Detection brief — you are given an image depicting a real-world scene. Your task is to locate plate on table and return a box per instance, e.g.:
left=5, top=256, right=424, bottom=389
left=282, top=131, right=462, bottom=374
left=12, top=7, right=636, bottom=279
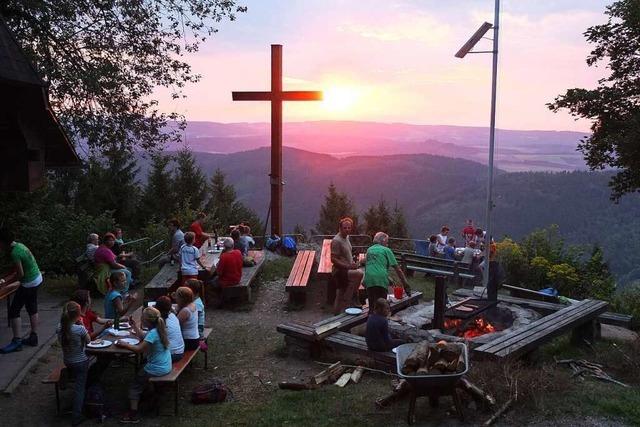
left=87, top=339, right=112, bottom=349
left=118, top=322, right=131, bottom=329
left=117, top=338, right=140, bottom=346
left=107, top=328, right=130, bottom=337
left=345, top=307, right=363, bottom=315
left=392, top=346, right=399, bottom=354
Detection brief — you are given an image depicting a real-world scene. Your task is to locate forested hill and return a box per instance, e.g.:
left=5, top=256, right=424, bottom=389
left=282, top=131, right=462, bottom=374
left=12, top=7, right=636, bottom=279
left=138, top=147, right=640, bottom=286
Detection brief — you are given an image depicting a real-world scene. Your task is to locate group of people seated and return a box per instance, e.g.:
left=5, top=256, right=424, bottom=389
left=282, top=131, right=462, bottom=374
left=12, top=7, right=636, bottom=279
left=58, top=279, right=207, bottom=425
left=426, top=220, right=496, bottom=267
left=84, top=228, right=140, bottom=295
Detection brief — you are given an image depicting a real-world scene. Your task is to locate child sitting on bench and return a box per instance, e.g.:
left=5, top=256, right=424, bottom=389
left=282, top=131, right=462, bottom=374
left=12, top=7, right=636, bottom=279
left=117, top=307, right=171, bottom=424
left=365, top=298, right=404, bottom=352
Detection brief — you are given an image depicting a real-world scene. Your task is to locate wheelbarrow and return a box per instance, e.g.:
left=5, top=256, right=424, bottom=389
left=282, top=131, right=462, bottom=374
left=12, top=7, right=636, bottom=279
left=395, top=342, right=469, bottom=424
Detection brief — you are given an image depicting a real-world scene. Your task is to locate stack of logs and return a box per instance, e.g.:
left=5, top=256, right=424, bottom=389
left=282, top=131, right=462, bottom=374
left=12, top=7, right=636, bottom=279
left=402, top=341, right=465, bottom=376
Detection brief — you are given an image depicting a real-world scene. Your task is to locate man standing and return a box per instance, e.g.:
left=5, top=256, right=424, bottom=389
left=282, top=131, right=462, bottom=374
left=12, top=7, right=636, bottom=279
left=159, top=219, right=185, bottom=267
left=331, top=218, right=363, bottom=315
left=0, top=228, right=42, bottom=353
left=462, top=220, right=476, bottom=246
left=189, top=212, right=213, bottom=249
left=363, top=232, right=411, bottom=308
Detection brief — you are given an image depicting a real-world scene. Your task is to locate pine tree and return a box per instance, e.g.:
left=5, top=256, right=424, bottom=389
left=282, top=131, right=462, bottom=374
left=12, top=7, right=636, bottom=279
left=205, top=169, right=262, bottom=232
left=141, top=153, right=175, bottom=222
left=173, top=148, right=207, bottom=211
left=389, top=201, right=409, bottom=238
left=75, top=150, right=140, bottom=226
left=315, top=183, right=359, bottom=235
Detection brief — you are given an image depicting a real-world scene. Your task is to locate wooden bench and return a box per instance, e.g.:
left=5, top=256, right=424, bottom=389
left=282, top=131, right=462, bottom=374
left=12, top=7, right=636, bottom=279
left=0, top=279, right=20, bottom=326
left=393, top=251, right=475, bottom=281
left=42, top=365, right=68, bottom=414
left=317, top=239, right=333, bottom=276
left=149, top=327, right=212, bottom=415
left=453, top=288, right=633, bottom=329
left=220, top=250, right=265, bottom=304
left=323, top=331, right=396, bottom=371
left=285, top=250, right=316, bottom=300
left=473, top=299, right=608, bottom=360
left=277, top=292, right=422, bottom=357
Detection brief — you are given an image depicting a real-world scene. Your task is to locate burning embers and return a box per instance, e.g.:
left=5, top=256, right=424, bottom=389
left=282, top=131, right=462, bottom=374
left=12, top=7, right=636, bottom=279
left=444, top=316, right=498, bottom=339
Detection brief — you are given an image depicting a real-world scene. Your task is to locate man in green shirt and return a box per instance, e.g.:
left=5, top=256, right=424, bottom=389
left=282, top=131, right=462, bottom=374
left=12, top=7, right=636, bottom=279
left=363, top=232, right=411, bottom=310
left=0, top=228, right=42, bottom=353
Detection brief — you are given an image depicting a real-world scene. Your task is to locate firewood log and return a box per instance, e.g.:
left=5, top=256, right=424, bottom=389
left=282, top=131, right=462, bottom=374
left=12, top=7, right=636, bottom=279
left=433, top=359, right=449, bottom=372
left=402, top=341, right=428, bottom=374
left=427, top=347, right=441, bottom=369
left=457, top=377, right=495, bottom=410
left=440, top=344, right=462, bottom=362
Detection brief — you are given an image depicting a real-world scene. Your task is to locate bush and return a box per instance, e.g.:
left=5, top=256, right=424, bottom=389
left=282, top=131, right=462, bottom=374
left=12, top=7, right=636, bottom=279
left=611, top=283, right=640, bottom=329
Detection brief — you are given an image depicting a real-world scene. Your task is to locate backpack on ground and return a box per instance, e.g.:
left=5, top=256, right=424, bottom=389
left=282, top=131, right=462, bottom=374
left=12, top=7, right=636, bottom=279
left=191, top=379, right=230, bottom=404
left=281, top=236, right=297, bottom=257
left=265, top=236, right=281, bottom=252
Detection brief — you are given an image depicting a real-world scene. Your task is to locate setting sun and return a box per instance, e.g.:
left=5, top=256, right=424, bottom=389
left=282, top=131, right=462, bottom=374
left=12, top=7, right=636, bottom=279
left=321, top=86, right=361, bottom=112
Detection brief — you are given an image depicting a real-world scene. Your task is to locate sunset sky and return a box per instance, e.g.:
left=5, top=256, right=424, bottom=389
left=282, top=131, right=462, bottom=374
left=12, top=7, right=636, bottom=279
left=157, top=0, right=612, bottom=132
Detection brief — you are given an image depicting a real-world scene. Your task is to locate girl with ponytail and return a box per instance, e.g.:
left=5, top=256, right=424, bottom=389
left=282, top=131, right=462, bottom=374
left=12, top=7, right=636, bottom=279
left=57, top=301, right=92, bottom=426
left=116, top=306, right=171, bottom=423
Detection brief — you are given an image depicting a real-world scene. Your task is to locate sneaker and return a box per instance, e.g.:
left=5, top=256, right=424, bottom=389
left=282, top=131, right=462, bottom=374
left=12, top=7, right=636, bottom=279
left=0, top=338, right=22, bottom=354
left=120, top=411, right=140, bottom=424
left=22, top=332, right=38, bottom=347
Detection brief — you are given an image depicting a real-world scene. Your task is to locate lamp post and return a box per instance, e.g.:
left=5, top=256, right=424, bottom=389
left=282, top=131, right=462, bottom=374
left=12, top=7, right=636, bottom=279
left=455, top=0, right=501, bottom=293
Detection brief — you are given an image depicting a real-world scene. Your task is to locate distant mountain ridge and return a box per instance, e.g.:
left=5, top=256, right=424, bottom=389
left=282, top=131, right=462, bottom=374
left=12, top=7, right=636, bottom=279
left=168, top=120, right=589, bottom=172
left=137, top=146, right=640, bottom=286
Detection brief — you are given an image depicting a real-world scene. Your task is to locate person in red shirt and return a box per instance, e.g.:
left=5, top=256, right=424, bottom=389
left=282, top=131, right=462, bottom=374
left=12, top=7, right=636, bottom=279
left=206, top=238, right=243, bottom=306
left=462, top=219, right=476, bottom=246
left=70, top=289, right=112, bottom=340
left=189, top=212, right=213, bottom=249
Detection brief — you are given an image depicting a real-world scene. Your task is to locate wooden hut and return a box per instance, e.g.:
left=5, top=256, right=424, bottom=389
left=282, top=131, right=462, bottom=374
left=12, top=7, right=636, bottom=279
left=0, top=16, right=79, bottom=192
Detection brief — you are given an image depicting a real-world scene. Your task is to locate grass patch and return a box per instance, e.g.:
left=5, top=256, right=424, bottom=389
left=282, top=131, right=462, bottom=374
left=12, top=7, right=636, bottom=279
left=259, top=256, right=294, bottom=282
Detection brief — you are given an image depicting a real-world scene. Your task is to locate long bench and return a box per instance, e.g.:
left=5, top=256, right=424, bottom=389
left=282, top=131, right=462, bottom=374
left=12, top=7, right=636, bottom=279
left=220, top=250, right=265, bottom=304
left=453, top=288, right=633, bottom=329
left=285, top=250, right=316, bottom=300
left=277, top=292, right=422, bottom=358
left=474, top=299, right=608, bottom=360
left=149, top=327, right=212, bottom=415
left=323, top=331, right=396, bottom=371
left=0, top=279, right=20, bottom=327
left=392, top=251, right=476, bottom=281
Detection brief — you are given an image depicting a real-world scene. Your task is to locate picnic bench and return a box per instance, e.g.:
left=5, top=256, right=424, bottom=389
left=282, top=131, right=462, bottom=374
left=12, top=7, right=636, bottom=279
left=392, top=251, right=476, bottom=282
left=0, top=277, right=20, bottom=326
left=285, top=250, right=316, bottom=301
left=323, top=331, right=396, bottom=371
left=149, top=327, right=212, bottom=415
left=219, top=249, right=265, bottom=304
left=317, top=239, right=333, bottom=276
left=43, top=327, right=212, bottom=416
left=277, top=291, right=422, bottom=360
left=473, top=299, right=608, bottom=360
left=453, top=288, right=633, bottom=329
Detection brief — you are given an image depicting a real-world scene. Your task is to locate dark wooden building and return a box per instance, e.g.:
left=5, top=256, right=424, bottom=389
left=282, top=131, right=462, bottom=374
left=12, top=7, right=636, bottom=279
left=0, top=17, right=79, bottom=192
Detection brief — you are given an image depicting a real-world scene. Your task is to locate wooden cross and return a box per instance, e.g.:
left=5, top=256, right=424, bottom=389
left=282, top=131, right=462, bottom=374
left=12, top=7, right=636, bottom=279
left=232, top=44, right=322, bottom=236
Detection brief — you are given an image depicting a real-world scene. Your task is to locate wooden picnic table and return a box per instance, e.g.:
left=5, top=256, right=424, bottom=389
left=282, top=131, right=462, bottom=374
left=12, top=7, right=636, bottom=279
left=145, top=239, right=222, bottom=300
left=86, top=306, right=143, bottom=357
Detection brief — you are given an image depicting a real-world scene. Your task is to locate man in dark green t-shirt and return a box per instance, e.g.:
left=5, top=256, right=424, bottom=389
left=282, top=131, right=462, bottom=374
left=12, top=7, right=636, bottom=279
left=0, top=228, right=42, bottom=353
left=363, top=232, right=411, bottom=310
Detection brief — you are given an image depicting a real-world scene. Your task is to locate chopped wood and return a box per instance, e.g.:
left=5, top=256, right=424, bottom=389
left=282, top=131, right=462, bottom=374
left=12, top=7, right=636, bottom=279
left=335, top=372, right=352, bottom=387
left=402, top=341, right=428, bottom=374
left=314, top=361, right=344, bottom=385
left=401, top=341, right=464, bottom=376
left=351, top=367, right=364, bottom=384
left=375, top=379, right=411, bottom=408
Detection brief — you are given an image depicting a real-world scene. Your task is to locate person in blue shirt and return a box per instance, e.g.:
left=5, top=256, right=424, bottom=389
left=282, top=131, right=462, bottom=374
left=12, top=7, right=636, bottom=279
left=443, top=237, right=457, bottom=261
left=116, top=306, right=171, bottom=423
left=103, top=271, right=135, bottom=319
left=365, top=298, right=404, bottom=352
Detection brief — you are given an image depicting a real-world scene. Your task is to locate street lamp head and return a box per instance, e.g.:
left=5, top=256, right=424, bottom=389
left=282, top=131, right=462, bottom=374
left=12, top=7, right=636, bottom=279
left=455, top=22, right=493, bottom=58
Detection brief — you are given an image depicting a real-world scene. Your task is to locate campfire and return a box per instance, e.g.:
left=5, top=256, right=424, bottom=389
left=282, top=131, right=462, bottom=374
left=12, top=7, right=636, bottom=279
left=444, top=316, right=498, bottom=339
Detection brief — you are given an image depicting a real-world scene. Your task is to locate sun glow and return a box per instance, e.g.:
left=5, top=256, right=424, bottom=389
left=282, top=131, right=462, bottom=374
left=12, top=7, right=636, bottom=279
left=321, top=86, right=361, bottom=112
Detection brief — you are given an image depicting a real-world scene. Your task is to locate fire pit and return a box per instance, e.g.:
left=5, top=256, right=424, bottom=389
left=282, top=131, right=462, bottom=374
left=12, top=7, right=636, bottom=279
left=389, top=299, right=541, bottom=346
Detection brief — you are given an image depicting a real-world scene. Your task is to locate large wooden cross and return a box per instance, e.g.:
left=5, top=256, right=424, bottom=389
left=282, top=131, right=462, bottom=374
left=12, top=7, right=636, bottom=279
left=232, top=44, right=322, bottom=236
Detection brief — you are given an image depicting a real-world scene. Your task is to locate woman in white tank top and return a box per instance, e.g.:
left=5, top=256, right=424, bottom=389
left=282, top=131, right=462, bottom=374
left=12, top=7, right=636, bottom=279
left=175, top=287, right=200, bottom=351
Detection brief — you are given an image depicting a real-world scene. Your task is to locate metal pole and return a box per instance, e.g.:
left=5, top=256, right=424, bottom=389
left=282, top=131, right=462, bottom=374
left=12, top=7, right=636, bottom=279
left=483, top=0, right=500, bottom=290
